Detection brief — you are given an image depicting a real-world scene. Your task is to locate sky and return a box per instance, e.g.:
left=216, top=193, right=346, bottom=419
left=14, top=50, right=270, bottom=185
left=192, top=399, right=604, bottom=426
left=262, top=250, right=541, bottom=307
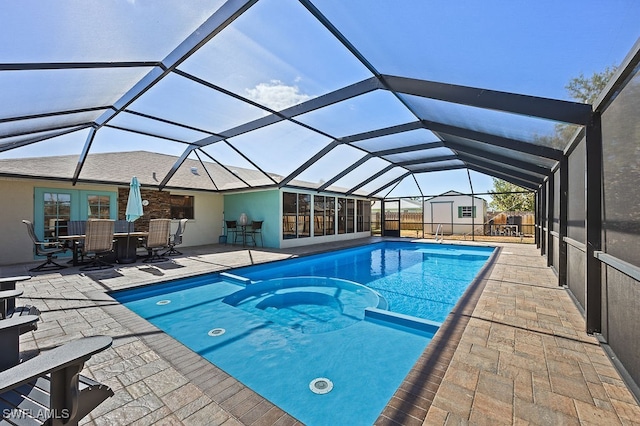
left=1, top=0, right=640, bottom=198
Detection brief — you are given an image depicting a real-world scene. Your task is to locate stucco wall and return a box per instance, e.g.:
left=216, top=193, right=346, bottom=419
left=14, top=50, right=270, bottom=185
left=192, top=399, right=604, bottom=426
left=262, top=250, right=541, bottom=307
left=0, top=177, right=223, bottom=266
left=223, top=190, right=280, bottom=248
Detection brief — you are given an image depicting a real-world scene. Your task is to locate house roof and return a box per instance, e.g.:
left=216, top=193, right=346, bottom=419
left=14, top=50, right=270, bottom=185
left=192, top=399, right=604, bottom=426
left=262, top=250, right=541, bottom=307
left=425, top=190, right=488, bottom=204
left=0, top=151, right=280, bottom=191
left=1, top=2, right=638, bottom=198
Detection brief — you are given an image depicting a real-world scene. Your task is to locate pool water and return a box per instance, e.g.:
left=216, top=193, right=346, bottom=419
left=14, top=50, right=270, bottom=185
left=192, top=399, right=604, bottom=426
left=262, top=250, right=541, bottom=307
left=113, top=242, right=494, bottom=425
left=223, top=276, right=386, bottom=334
left=231, top=242, right=494, bottom=323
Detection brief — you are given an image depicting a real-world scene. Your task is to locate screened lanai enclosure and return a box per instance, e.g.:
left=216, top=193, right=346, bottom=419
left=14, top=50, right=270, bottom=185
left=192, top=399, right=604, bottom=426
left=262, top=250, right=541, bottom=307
left=1, top=0, right=640, bottom=402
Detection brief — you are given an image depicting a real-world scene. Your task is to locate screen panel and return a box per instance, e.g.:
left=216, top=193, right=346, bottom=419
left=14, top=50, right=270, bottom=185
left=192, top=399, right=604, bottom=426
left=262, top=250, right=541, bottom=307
left=567, top=138, right=585, bottom=243
left=601, top=68, right=640, bottom=267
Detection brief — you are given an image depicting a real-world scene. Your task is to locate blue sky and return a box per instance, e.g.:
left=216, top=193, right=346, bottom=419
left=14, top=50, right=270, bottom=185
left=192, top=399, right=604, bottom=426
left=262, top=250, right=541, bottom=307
left=1, top=0, right=639, bottom=198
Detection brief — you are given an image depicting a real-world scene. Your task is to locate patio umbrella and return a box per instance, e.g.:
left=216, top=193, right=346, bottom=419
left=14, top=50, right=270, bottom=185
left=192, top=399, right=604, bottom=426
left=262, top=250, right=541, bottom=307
left=126, top=176, right=143, bottom=223
left=123, top=176, right=143, bottom=262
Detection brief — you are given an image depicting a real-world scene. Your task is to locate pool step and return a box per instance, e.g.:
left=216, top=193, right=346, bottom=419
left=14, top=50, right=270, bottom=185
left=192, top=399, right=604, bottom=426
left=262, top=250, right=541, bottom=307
left=365, top=307, right=441, bottom=336
left=220, top=272, right=252, bottom=286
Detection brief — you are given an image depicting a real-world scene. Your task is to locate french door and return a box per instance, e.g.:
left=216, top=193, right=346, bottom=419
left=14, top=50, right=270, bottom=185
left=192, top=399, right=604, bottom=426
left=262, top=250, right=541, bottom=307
left=34, top=188, right=116, bottom=241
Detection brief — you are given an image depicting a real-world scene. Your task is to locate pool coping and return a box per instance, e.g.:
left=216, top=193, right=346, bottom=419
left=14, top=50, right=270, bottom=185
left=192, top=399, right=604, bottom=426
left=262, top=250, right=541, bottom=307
left=374, top=245, right=502, bottom=425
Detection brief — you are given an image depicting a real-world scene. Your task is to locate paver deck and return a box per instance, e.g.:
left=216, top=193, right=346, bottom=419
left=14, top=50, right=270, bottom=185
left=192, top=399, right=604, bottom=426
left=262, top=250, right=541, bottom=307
left=2, top=239, right=639, bottom=425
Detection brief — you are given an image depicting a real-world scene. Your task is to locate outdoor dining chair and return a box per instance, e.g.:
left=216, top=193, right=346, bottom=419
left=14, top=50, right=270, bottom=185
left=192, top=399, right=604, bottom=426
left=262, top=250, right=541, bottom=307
left=143, top=218, right=171, bottom=263
left=225, top=220, right=238, bottom=245
left=163, top=218, right=188, bottom=256
left=247, top=220, right=264, bottom=247
left=22, top=220, right=67, bottom=272
left=80, top=219, right=115, bottom=271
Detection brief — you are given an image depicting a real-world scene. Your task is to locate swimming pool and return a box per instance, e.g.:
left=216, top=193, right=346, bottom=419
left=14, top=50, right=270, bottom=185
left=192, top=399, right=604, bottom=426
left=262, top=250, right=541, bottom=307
left=113, top=241, right=494, bottom=425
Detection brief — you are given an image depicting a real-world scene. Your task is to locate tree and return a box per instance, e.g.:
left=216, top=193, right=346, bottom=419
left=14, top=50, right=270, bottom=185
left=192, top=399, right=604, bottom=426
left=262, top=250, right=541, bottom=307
left=565, top=65, right=618, bottom=104
left=537, top=65, right=619, bottom=149
left=488, top=179, right=534, bottom=212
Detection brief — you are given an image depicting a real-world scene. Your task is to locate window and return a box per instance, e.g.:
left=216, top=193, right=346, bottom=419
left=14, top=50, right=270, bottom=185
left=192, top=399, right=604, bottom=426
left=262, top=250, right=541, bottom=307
left=43, top=192, right=71, bottom=239
left=314, top=195, right=325, bottom=236
left=87, top=195, right=111, bottom=219
left=325, top=197, right=335, bottom=235
left=357, top=200, right=371, bottom=232
left=170, top=195, right=194, bottom=219
left=283, top=192, right=297, bottom=239
left=458, top=206, right=476, bottom=218
left=337, top=198, right=347, bottom=234
left=298, top=194, right=311, bottom=238
left=346, top=199, right=355, bottom=233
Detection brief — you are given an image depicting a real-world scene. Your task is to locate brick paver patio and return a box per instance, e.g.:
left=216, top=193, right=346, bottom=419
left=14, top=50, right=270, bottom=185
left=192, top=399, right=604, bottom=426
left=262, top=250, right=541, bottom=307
left=2, top=239, right=639, bottom=425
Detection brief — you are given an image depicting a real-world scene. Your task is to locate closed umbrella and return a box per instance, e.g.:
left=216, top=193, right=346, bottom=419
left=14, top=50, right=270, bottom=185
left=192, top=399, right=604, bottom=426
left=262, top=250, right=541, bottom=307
left=126, top=176, right=143, bottom=222
left=122, top=176, right=143, bottom=263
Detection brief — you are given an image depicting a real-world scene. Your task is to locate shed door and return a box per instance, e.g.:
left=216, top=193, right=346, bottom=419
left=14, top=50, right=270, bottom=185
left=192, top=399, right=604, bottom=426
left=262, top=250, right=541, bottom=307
left=431, top=202, right=453, bottom=234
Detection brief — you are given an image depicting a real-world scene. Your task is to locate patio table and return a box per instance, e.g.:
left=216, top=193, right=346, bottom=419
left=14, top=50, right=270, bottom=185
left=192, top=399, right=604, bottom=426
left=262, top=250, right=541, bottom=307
left=59, top=232, right=148, bottom=266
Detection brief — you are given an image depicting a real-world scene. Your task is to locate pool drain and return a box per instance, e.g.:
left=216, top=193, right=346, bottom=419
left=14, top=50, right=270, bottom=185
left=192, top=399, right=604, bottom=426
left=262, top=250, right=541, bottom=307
left=156, top=300, right=171, bottom=305
left=309, top=377, right=333, bottom=394
left=208, top=328, right=226, bottom=337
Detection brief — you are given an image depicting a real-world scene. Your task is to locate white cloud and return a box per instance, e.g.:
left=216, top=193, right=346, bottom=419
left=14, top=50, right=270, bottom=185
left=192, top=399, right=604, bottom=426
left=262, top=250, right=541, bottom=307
left=245, top=80, right=312, bottom=111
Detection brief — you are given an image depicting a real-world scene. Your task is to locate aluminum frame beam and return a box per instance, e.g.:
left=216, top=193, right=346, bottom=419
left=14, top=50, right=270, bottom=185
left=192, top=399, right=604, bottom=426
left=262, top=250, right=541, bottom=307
left=585, top=112, right=602, bottom=334
left=466, top=164, right=538, bottom=191
left=455, top=154, right=544, bottom=186
left=423, top=119, right=564, bottom=160
left=383, top=75, right=593, bottom=125
left=444, top=142, right=551, bottom=177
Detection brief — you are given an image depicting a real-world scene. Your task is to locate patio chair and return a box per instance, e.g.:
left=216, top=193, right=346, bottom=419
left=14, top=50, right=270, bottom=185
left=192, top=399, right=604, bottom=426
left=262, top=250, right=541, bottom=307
left=22, top=220, right=68, bottom=272
left=0, top=275, right=39, bottom=335
left=143, top=219, right=171, bottom=263
left=247, top=220, right=264, bottom=247
left=225, top=220, right=237, bottom=245
left=0, top=334, right=114, bottom=425
left=67, top=220, right=87, bottom=264
left=80, top=219, right=115, bottom=271
left=163, top=218, right=188, bottom=256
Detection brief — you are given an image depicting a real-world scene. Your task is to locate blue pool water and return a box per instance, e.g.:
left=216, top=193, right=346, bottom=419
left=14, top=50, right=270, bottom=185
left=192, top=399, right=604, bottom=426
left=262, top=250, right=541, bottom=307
left=231, top=241, right=494, bottom=323
left=113, top=242, right=494, bottom=425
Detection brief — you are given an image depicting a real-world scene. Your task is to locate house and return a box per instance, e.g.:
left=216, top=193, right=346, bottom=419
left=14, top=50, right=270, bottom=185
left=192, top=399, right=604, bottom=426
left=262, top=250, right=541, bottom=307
left=423, top=190, right=487, bottom=235
left=0, top=151, right=372, bottom=266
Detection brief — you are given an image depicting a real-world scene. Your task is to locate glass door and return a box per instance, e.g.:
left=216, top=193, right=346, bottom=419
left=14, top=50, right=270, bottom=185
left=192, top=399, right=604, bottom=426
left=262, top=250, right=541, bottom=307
left=36, top=190, right=74, bottom=241
left=34, top=188, right=116, bottom=242
left=383, top=200, right=401, bottom=237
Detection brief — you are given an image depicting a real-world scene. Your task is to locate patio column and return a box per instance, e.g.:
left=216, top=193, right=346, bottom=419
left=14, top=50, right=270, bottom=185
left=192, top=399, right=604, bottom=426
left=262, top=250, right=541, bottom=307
left=546, top=172, right=554, bottom=267
left=585, top=112, right=602, bottom=334
left=558, top=155, right=568, bottom=287
left=535, top=190, right=540, bottom=248
left=540, top=182, right=546, bottom=256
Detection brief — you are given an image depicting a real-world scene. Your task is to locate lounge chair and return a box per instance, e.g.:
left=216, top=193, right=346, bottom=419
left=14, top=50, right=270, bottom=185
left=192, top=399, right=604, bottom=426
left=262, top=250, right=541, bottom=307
left=0, top=334, right=114, bottom=426
left=0, top=276, right=34, bottom=314
left=0, top=315, right=40, bottom=370
left=0, top=292, right=39, bottom=337
left=143, top=219, right=171, bottom=263
left=22, top=220, right=67, bottom=272
left=80, top=219, right=115, bottom=271
left=163, top=218, right=188, bottom=256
